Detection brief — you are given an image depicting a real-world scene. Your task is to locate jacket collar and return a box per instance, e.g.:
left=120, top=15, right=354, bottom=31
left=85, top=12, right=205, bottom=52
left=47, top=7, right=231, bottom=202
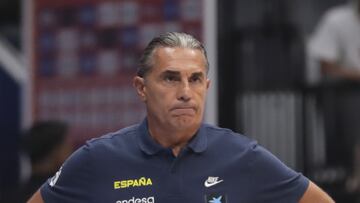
left=137, top=118, right=208, bottom=155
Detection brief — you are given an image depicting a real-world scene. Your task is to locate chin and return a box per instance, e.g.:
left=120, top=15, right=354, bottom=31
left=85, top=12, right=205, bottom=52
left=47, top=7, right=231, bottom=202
left=171, top=116, right=200, bottom=129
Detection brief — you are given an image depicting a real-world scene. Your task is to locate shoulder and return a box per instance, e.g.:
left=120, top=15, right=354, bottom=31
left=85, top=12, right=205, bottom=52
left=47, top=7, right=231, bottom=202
left=201, top=124, right=309, bottom=202
left=202, top=124, right=257, bottom=152
left=202, top=123, right=253, bottom=142
left=84, top=124, right=140, bottom=153
left=202, top=124, right=287, bottom=166
left=54, top=124, right=140, bottom=168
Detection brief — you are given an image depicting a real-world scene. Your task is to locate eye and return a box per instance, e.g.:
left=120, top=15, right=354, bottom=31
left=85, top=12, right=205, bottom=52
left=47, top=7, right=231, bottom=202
left=165, top=75, right=176, bottom=82
left=163, top=74, right=180, bottom=83
left=189, top=75, right=203, bottom=83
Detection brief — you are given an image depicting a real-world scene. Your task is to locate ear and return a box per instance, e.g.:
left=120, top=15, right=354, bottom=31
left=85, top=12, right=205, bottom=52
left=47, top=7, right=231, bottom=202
left=133, top=76, right=147, bottom=101
left=206, top=79, right=211, bottom=90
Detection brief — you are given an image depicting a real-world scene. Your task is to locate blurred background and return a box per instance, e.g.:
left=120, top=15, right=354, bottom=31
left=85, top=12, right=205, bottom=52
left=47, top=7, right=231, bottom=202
left=0, top=0, right=358, bottom=202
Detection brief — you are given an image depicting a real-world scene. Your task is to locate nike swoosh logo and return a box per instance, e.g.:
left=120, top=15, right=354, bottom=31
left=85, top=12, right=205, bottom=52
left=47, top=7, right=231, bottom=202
left=204, top=179, right=223, bottom=187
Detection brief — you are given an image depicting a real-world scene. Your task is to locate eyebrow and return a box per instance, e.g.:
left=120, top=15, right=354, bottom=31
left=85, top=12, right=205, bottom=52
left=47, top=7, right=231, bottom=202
left=160, top=70, right=181, bottom=77
left=191, top=72, right=205, bottom=78
left=160, top=70, right=205, bottom=78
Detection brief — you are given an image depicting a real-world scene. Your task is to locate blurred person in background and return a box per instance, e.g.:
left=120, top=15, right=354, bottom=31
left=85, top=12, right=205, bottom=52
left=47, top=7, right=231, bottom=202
left=28, top=32, right=333, bottom=202
left=309, top=0, right=360, bottom=195
left=18, top=120, right=72, bottom=202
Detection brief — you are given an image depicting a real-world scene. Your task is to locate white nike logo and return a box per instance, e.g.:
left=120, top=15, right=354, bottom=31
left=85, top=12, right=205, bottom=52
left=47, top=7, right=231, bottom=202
left=204, top=176, right=224, bottom=187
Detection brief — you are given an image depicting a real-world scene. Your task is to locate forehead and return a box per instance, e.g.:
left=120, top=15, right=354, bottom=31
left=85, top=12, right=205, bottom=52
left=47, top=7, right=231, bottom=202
left=151, top=47, right=207, bottom=74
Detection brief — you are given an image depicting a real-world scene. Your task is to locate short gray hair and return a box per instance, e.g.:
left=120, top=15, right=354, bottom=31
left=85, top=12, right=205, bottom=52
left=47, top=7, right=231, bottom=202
left=137, top=32, right=209, bottom=77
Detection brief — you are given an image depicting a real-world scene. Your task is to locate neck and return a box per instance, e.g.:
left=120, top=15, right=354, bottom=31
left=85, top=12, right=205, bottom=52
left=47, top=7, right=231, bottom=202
left=147, top=121, right=198, bottom=157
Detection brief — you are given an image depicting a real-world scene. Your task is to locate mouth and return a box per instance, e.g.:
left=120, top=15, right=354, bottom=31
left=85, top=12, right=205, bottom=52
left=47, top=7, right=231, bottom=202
left=170, top=106, right=196, bottom=116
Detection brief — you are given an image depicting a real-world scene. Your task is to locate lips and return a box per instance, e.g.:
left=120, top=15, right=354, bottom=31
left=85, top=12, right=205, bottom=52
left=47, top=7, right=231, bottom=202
left=170, top=105, right=196, bottom=116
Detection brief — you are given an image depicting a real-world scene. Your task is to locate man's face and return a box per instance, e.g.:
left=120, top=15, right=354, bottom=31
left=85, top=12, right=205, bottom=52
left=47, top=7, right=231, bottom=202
left=134, top=47, right=210, bottom=132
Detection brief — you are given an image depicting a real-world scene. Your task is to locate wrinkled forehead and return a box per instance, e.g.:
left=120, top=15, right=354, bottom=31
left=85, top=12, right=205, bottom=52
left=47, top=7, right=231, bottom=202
left=155, top=46, right=206, bottom=65
left=160, top=68, right=207, bottom=76
left=153, top=46, right=208, bottom=68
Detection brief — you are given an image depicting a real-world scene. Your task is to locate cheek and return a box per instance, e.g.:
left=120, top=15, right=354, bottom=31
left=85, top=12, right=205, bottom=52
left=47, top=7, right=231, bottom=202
left=195, top=89, right=207, bottom=100
left=147, top=88, right=172, bottom=105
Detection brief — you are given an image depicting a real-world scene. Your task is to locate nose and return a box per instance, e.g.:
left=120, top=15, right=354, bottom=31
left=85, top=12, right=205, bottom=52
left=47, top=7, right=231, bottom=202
left=177, top=80, right=192, bottom=102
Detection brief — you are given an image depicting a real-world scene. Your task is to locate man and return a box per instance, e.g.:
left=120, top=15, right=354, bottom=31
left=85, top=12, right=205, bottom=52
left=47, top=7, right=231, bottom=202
left=309, top=0, right=360, bottom=193
left=309, top=0, right=360, bottom=81
left=19, top=120, right=73, bottom=202
left=29, top=32, right=333, bottom=202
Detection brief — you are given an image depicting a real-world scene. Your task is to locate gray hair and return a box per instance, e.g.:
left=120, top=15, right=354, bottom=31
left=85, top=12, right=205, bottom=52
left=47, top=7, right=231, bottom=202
left=137, top=32, right=209, bottom=77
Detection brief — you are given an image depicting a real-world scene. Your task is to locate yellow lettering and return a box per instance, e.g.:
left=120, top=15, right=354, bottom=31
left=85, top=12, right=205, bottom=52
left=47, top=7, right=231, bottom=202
left=133, top=179, right=139, bottom=186
left=139, top=177, right=146, bottom=186
left=114, top=181, right=120, bottom=189
left=120, top=180, right=127, bottom=188
left=146, top=178, right=152, bottom=186
left=127, top=180, right=133, bottom=187
left=114, top=177, right=153, bottom=189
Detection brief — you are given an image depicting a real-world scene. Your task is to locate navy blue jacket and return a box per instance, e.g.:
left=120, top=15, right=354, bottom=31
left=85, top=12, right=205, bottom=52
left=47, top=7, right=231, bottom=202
left=41, top=119, right=308, bottom=203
